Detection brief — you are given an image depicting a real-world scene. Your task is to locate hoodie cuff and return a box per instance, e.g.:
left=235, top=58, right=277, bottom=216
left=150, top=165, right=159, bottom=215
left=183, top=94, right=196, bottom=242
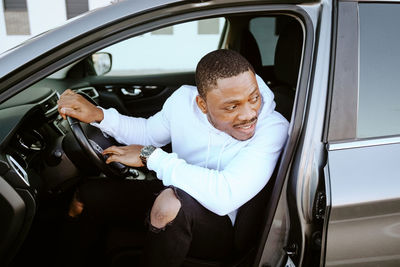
left=147, top=148, right=164, bottom=181
left=147, top=148, right=176, bottom=185
left=90, top=107, right=118, bottom=134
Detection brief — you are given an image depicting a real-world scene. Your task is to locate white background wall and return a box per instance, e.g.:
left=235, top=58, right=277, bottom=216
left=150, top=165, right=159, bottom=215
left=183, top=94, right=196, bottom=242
left=0, top=0, right=111, bottom=54
left=101, top=20, right=223, bottom=74
left=0, top=0, right=222, bottom=74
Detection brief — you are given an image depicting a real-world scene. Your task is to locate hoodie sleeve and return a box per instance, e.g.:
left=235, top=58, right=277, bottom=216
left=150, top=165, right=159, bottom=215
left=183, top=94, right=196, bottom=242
left=147, top=116, right=289, bottom=216
left=90, top=95, right=174, bottom=147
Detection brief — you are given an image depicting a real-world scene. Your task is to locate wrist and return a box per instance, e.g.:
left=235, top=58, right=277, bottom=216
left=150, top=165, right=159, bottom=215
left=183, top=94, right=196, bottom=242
left=94, top=107, right=104, bottom=123
left=140, top=145, right=157, bottom=166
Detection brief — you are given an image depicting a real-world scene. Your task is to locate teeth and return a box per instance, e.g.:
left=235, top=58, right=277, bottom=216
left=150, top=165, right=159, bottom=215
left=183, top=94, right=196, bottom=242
left=239, top=124, right=252, bottom=129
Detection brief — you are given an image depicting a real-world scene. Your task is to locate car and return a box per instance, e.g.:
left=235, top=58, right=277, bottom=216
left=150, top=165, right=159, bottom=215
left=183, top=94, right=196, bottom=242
left=1, top=0, right=400, bottom=266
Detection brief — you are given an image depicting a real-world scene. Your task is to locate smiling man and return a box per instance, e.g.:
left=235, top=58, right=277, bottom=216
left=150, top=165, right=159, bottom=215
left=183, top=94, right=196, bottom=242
left=57, top=49, right=289, bottom=266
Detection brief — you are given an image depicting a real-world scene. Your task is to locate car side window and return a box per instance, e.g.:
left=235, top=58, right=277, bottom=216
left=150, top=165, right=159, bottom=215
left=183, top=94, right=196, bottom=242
left=358, top=4, right=400, bottom=138
left=99, top=18, right=225, bottom=76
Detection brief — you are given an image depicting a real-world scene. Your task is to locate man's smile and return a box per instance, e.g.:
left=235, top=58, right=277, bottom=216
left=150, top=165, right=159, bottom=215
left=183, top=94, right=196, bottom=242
left=233, top=117, right=257, bottom=129
left=233, top=117, right=257, bottom=137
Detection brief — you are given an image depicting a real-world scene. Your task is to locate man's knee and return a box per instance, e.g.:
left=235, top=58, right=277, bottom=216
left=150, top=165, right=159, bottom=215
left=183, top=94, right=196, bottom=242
left=150, top=188, right=181, bottom=229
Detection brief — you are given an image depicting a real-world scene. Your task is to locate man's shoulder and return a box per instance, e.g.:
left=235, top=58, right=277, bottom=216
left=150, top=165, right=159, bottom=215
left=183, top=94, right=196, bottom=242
left=165, top=85, right=197, bottom=106
left=259, top=111, right=289, bottom=131
left=170, top=84, right=197, bottom=99
left=162, top=85, right=197, bottom=116
left=252, top=111, right=289, bottom=143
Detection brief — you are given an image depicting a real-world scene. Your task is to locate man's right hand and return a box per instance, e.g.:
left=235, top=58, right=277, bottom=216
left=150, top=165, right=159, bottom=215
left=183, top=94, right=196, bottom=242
left=57, top=89, right=104, bottom=123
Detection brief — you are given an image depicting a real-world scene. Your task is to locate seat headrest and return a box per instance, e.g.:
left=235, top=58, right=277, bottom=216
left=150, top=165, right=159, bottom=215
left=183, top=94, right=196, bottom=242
left=274, top=20, right=303, bottom=88
left=240, top=29, right=263, bottom=72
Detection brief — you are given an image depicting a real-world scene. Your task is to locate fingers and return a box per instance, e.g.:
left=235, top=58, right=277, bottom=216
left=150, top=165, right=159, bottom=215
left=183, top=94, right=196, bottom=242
left=58, top=89, right=78, bottom=119
left=60, top=107, right=79, bottom=119
left=103, top=145, right=124, bottom=156
left=57, top=89, right=99, bottom=122
left=105, top=154, right=120, bottom=164
left=62, top=89, right=75, bottom=96
left=103, top=146, right=126, bottom=164
left=102, top=145, right=143, bottom=167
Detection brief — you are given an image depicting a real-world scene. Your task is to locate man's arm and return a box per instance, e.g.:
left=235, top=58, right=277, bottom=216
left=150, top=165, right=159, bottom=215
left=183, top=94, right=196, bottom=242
left=92, top=107, right=171, bottom=147
left=57, top=89, right=172, bottom=147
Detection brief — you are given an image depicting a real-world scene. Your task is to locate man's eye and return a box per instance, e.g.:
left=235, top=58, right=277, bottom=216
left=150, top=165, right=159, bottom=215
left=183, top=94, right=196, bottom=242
left=225, top=105, right=237, bottom=111
left=250, top=95, right=259, bottom=103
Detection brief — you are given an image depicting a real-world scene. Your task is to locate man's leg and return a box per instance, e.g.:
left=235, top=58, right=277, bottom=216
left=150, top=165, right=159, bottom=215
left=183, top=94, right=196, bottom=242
left=58, top=178, right=164, bottom=267
left=143, top=187, right=234, bottom=267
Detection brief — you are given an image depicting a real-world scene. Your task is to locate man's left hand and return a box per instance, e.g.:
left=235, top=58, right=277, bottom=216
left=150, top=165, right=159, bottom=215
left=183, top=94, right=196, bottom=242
left=102, top=145, right=144, bottom=167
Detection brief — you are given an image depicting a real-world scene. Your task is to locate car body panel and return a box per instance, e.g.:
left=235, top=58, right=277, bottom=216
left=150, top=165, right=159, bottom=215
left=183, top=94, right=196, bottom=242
left=325, top=142, right=400, bottom=266
left=282, top=0, right=332, bottom=265
left=322, top=0, right=400, bottom=266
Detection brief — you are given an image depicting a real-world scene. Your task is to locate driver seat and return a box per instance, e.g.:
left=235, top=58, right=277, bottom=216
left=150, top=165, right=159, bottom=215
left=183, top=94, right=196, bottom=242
left=105, top=167, right=278, bottom=267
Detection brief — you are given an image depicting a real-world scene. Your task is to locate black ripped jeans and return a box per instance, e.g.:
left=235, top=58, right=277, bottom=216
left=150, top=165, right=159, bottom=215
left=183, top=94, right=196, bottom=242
left=58, top=178, right=234, bottom=267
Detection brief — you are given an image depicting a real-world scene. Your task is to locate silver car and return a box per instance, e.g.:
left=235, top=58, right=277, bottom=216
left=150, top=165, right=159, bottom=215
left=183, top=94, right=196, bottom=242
left=0, top=0, right=399, bottom=266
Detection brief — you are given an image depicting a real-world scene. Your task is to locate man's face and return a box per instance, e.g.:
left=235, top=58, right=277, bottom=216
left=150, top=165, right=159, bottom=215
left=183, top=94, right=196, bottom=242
left=196, top=71, right=262, bottom=141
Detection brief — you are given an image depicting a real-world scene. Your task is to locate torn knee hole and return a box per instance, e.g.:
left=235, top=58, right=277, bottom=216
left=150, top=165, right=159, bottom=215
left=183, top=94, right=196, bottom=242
left=150, top=188, right=182, bottom=229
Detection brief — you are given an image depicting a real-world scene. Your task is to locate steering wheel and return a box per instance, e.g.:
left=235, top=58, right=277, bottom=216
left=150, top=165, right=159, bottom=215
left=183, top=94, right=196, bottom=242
left=66, top=92, right=129, bottom=178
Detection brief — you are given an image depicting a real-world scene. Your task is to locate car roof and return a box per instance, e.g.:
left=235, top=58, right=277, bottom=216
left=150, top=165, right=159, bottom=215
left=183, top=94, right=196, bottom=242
left=0, top=0, right=319, bottom=83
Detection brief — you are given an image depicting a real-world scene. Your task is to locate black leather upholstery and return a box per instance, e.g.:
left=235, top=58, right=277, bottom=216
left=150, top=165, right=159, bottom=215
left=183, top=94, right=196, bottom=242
left=274, top=20, right=303, bottom=89
left=272, top=19, right=303, bottom=120
left=240, top=29, right=263, bottom=74
left=239, top=18, right=303, bottom=121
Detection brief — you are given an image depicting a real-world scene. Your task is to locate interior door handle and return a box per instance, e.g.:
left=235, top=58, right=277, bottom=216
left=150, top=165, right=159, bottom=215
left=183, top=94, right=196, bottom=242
left=121, top=88, right=142, bottom=97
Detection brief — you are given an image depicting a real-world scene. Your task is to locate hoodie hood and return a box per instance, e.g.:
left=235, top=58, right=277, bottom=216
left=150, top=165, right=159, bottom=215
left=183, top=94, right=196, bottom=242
left=193, top=74, right=276, bottom=170
left=193, top=74, right=276, bottom=139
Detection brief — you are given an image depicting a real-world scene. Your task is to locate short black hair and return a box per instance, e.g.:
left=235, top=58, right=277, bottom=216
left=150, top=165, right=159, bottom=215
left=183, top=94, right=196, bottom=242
left=195, top=49, right=255, bottom=98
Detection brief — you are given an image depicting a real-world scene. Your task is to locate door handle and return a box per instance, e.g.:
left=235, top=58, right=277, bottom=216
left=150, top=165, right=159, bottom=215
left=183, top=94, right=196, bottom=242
left=121, top=87, right=142, bottom=97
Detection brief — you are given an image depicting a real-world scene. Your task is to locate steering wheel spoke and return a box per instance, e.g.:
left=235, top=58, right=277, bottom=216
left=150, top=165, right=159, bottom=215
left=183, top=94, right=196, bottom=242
left=66, top=92, right=129, bottom=178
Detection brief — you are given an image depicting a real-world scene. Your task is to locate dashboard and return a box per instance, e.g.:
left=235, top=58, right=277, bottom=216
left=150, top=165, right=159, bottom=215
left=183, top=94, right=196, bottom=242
left=0, top=81, right=101, bottom=200
left=0, top=75, right=108, bottom=265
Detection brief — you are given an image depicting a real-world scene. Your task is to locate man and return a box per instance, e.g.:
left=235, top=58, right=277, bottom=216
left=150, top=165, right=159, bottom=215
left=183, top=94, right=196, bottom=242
left=57, top=49, right=288, bottom=266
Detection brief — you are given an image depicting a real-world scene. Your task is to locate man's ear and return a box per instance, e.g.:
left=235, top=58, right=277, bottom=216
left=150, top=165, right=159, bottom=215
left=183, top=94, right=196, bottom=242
left=196, top=95, right=207, bottom=114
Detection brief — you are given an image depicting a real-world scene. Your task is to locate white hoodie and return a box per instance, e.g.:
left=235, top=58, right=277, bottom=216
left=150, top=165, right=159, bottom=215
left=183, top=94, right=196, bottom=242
left=93, top=75, right=289, bottom=224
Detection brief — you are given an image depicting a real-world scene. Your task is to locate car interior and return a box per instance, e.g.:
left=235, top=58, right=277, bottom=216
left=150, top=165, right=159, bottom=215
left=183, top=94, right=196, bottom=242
left=0, top=13, right=303, bottom=267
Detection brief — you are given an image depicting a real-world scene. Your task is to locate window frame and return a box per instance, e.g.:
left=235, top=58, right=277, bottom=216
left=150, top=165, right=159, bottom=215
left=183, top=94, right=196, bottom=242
left=327, top=0, right=400, bottom=147
left=326, top=1, right=359, bottom=142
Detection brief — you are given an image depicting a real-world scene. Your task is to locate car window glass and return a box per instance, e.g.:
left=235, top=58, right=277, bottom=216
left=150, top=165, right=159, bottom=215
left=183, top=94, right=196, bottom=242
left=358, top=4, right=400, bottom=138
left=98, top=18, right=225, bottom=76
left=249, top=17, right=278, bottom=66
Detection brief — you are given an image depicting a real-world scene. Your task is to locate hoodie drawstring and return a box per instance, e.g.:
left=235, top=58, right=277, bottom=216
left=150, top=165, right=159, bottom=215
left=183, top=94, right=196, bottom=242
left=204, top=132, right=211, bottom=168
left=216, top=138, right=229, bottom=171
left=205, top=132, right=229, bottom=171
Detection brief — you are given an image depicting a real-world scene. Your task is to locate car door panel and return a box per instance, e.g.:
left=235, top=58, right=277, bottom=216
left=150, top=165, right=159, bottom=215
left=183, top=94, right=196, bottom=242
left=325, top=142, right=400, bottom=266
left=85, top=72, right=195, bottom=117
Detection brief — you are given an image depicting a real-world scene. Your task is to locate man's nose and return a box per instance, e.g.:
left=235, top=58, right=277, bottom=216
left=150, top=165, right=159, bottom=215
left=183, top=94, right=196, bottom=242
left=238, top=103, right=256, bottom=121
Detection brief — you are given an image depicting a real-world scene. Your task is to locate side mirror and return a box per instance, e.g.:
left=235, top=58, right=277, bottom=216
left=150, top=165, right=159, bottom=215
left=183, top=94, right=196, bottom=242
left=91, top=52, right=112, bottom=76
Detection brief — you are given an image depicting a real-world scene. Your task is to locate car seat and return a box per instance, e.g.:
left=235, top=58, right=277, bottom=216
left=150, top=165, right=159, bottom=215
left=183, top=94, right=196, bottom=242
left=239, top=18, right=303, bottom=121
left=272, top=19, right=303, bottom=121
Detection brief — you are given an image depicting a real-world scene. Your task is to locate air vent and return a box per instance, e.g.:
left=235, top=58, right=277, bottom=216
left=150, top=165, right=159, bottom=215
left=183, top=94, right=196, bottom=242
left=75, top=87, right=99, bottom=99
left=6, top=154, right=29, bottom=186
left=40, top=91, right=58, bottom=116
